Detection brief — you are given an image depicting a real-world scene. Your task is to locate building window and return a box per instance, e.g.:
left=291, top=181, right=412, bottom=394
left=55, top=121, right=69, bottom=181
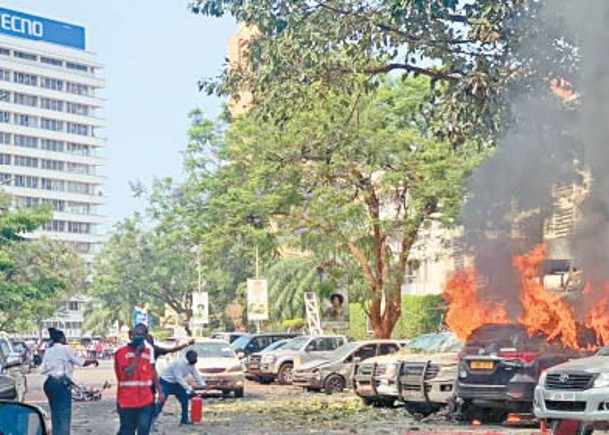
left=13, top=72, right=38, bottom=86
left=13, top=156, right=38, bottom=168
left=14, top=114, right=38, bottom=128
left=40, top=178, right=64, bottom=191
left=68, top=222, right=90, bottom=234
left=67, top=202, right=90, bottom=214
left=43, top=220, right=65, bottom=232
left=41, top=118, right=64, bottom=131
left=0, top=90, right=10, bottom=101
left=41, top=198, right=66, bottom=212
left=66, top=102, right=89, bottom=116
left=41, top=77, right=64, bottom=91
left=0, top=111, right=10, bottom=123
left=41, top=98, right=64, bottom=112
left=16, top=197, right=40, bottom=208
left=13, top=51, right=37, bottom=61
left=66, top=162, right=89, bottom=175
left=66, top=62, right=89, bottom=73
left=14, top=135, right=38, bottom=148
left=0, top=69, right=10, bottom=81
left=40, top=57, right=63, bottom=67
left=41, top=139, right=65, bottom=152
left=41, top=159, right=65, bottom=171
left=13, top=175, right=38, bottom=188
left=66, top=82, right=89, bottom=96
left=0, top=154, right=10, bottom=165
left=67, top=123, right=89, bottom=136
left=0, top=48, right=9, bottom=56
left=66, top=143, right=90, bottom=156
left=67, top=181, right=92, bottom=195
left=0, top=133, right=11, bottom=144
left=13, top=93, right=38, bottom=107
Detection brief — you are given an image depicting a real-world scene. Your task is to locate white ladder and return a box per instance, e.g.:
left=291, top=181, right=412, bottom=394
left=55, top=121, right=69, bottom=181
left=304, top=293, right=323, bottom=336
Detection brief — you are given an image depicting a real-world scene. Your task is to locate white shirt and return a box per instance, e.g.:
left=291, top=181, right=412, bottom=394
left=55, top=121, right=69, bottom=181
left=160, top=358, right=206, bottom=392
left=41, top=343, right=85, bottom=379
left=145, top=341, right=156, bottom=364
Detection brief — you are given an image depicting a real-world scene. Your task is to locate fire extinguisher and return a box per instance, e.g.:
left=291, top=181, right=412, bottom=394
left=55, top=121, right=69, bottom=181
left=190, top=395, right=203, bottom=423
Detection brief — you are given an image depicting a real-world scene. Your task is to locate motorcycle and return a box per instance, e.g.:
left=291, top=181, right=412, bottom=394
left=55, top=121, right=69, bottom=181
left=71, top=381, right=111, bottom=402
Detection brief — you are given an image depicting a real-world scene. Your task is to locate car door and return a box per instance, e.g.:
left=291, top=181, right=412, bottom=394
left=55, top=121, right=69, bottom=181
left=0, top=340, right=25, bottom=402
left=341, top=343, right=377, bottom=381
left=378, top=343, right=400, bottom=356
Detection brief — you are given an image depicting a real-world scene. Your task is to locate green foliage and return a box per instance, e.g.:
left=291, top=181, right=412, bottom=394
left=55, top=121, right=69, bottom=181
left=192, top=0, right=576, bottom=146
left=281, top=318, right=305, bottom=331
left=0, top=193, right=84, bottom=331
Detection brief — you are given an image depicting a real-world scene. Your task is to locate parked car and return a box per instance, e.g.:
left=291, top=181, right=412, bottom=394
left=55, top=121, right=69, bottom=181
left=397, top=334, right=463, bottom=416
left=534, top=344, right=609, bottom=433
left=10, top=340, right=33, bottom=373
left=456, top=324, right=586, bottom=420
left=258, top=335, right=348, bottom=384
left=156, top=339, right=246, bottom=398
left=353, top=332, right=455, bottom=407
left=292, top=340, right=402, bottom=392
left=231, top=333, right=301, bottom=359
left=247, top=339, right=292, bottom=382
left=0, top=337, right=25, bottom=401
left=211, top=332, right=247, bottom=344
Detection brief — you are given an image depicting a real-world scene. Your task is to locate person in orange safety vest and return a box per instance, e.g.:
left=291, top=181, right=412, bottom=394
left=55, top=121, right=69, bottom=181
left=115, top=326, right=164, bottom=435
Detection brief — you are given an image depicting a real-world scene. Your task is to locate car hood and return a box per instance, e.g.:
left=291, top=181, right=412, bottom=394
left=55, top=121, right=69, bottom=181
left=401, top=352, right=459, bottom=365
left=264, top=349, right=302, bottom=358
left=196, top=357, right=241, bottom=370
left=548, top=355, right=609, bottom=374
left=295, top=358, right=331, bottom=371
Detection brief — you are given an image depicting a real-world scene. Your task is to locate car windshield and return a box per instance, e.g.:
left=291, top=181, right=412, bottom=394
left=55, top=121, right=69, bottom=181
left=327, top=342, right=361, bottom=360
left=263, top=340, right=289, bottom=352
left=282, top=336, right=309, bottom=351
left=189, top=342, right=235, bottom=358
left=230, top=334, right=253, bottom=350
left=466, top=325, right=545, bottom=352
left=436, top=335, right=463, bottom=352
left=403, top=334, right=450, bottom=352
left=11, top=342, right=25, bottom=352
left=596, top=346, right=609, bottom=356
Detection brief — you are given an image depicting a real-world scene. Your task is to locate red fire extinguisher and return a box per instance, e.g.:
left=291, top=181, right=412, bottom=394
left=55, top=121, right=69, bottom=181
left=190, top=396, right=203, bottom=423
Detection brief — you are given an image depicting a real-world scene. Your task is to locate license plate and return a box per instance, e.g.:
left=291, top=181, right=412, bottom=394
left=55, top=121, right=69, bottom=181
left=470, top=361, right=494, bottom=370
left=547, top=392, right=576, bottom=401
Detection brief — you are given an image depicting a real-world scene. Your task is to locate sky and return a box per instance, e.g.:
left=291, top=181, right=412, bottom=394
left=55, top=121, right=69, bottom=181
left=3, top=0, right=237, bottom=227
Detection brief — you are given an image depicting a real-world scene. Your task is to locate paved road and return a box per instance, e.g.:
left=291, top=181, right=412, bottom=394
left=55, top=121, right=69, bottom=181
left=23, top=362, right=549, bottom=434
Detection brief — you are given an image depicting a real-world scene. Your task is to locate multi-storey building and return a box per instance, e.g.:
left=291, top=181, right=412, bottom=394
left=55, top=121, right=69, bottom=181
left=0, top=7, right=106, bottom=338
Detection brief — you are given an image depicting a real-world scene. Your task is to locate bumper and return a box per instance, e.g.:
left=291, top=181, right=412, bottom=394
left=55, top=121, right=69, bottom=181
left=258, top=362, right=279, bottom=378
left=375, top=377, right=399, bottom=398
left=399, top=378, right=455, bottom=404
left=199, top=372, right=245, bottom=391
left=292, top=372, right=323, bottom=389
left=457, top=381, right=535, bottom=403
left=534, top=386, right=609, bottom=421
left=354, top=374, right=376, bottom=398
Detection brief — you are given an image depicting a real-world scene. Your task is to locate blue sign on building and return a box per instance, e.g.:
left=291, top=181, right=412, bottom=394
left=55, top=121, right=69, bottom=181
left=0, top=7, right=85, bottom=50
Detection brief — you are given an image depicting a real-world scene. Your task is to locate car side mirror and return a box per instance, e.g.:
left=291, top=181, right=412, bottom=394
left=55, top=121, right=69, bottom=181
left=0, top=402, right=48, bottom=434
left=5, top=355, right=21, bottom=369
left=236, top=351, right=245, bottom=359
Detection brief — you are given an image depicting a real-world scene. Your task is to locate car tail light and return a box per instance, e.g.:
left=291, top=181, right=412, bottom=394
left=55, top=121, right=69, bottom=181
left=498, top=351, right=539, bottom=364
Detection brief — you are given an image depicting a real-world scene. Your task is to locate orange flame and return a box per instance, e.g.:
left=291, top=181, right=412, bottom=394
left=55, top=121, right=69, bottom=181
left=445, top=268, right=509, bottom=340
left=444, top=243, right=604, bottom=350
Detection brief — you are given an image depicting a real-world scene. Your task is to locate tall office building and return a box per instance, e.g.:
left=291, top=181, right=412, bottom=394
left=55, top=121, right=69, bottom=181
left=0, top=8, right=105, bottom=338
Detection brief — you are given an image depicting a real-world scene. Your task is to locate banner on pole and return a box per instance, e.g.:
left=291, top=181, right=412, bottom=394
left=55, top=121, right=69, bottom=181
left=247, top=279, right=269, bottom=321
left=192, top=292, right=209, bottom=326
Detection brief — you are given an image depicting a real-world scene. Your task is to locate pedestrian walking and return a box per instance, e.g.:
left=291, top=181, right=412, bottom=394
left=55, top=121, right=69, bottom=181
left=115, top=326, right=164, bottom=435
left=154, top=349, right=206, bottom=425
left=41, top=327, right=99, bottom=435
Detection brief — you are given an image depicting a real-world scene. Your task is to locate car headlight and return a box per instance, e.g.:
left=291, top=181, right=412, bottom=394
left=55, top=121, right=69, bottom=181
left=594, top=373, right=609, bottom=388
left=537, top=371, right=547, bottom=387
left=227, top=364, right=243, bottom=373
left=261, top=355, right=276, bottom=364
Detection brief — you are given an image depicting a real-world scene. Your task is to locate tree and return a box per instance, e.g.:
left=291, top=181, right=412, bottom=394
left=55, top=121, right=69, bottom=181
left=187, top=78, right=483, bottom=337
left=0, top=193, right=85, bottom=332
left=192, top=0, right=577, bottom=146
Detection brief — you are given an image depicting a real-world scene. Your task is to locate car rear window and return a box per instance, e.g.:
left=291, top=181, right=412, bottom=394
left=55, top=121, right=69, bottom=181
left=465, top=325, right=545, bottom=352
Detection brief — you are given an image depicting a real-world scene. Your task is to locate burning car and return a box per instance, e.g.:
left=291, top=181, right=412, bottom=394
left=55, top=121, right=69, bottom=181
left=456, top=324, right=586, bottom=420
left=397, top=334, right=463, bottom=416
left=292, top=340, right=402, bottom=393
left=534, top=345, right=609, bottom=431
left=353, top=332, right=455, bottom=407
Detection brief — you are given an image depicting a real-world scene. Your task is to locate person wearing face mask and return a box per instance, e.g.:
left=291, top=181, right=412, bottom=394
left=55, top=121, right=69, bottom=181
left=154, top=349, right=206, bottom=426
left=41, top=327, right=99, bottom=435
left=115, top=327, right=164, bottom=435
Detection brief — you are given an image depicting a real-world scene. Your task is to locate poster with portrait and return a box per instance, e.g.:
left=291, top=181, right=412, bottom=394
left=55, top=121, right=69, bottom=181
left=192, top=292, right=209, bottom=326
left=321, top=290, right=349, bottom=329
left=133, top=306, right=148, bottom=327
left=247, top=279, right=269, bottom=321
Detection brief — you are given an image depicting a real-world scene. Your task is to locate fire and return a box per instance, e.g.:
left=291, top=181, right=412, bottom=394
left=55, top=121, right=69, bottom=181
left=444, top=268, right=509, bottom=340
left=444, top=243, right=607, bottom=350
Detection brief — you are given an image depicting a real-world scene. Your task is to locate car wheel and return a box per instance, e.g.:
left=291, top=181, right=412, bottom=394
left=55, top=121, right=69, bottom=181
left=361, top=397, right=374, bottom=407
left=323, top=374, right=346, bottom=393
left=258, top=377, right=274, bottom=385
left=234, top=388, right=244, bottom=398
left=404, top=403, right=441, bottom=419
left=373, top=398, right=395, bottom=408
left=278, top=363, right=294, bottom=385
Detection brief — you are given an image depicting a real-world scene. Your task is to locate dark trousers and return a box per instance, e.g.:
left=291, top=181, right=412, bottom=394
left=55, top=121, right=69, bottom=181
left=155, top=378, right=190, bottom=424
left=117, top=404, right=154, bottom=435
left=43, top=376, right=72, bottom=435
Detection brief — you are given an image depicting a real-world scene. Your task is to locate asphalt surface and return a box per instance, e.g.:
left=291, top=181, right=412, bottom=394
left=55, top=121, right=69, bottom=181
left=23, top=361, right=553, bottom=434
